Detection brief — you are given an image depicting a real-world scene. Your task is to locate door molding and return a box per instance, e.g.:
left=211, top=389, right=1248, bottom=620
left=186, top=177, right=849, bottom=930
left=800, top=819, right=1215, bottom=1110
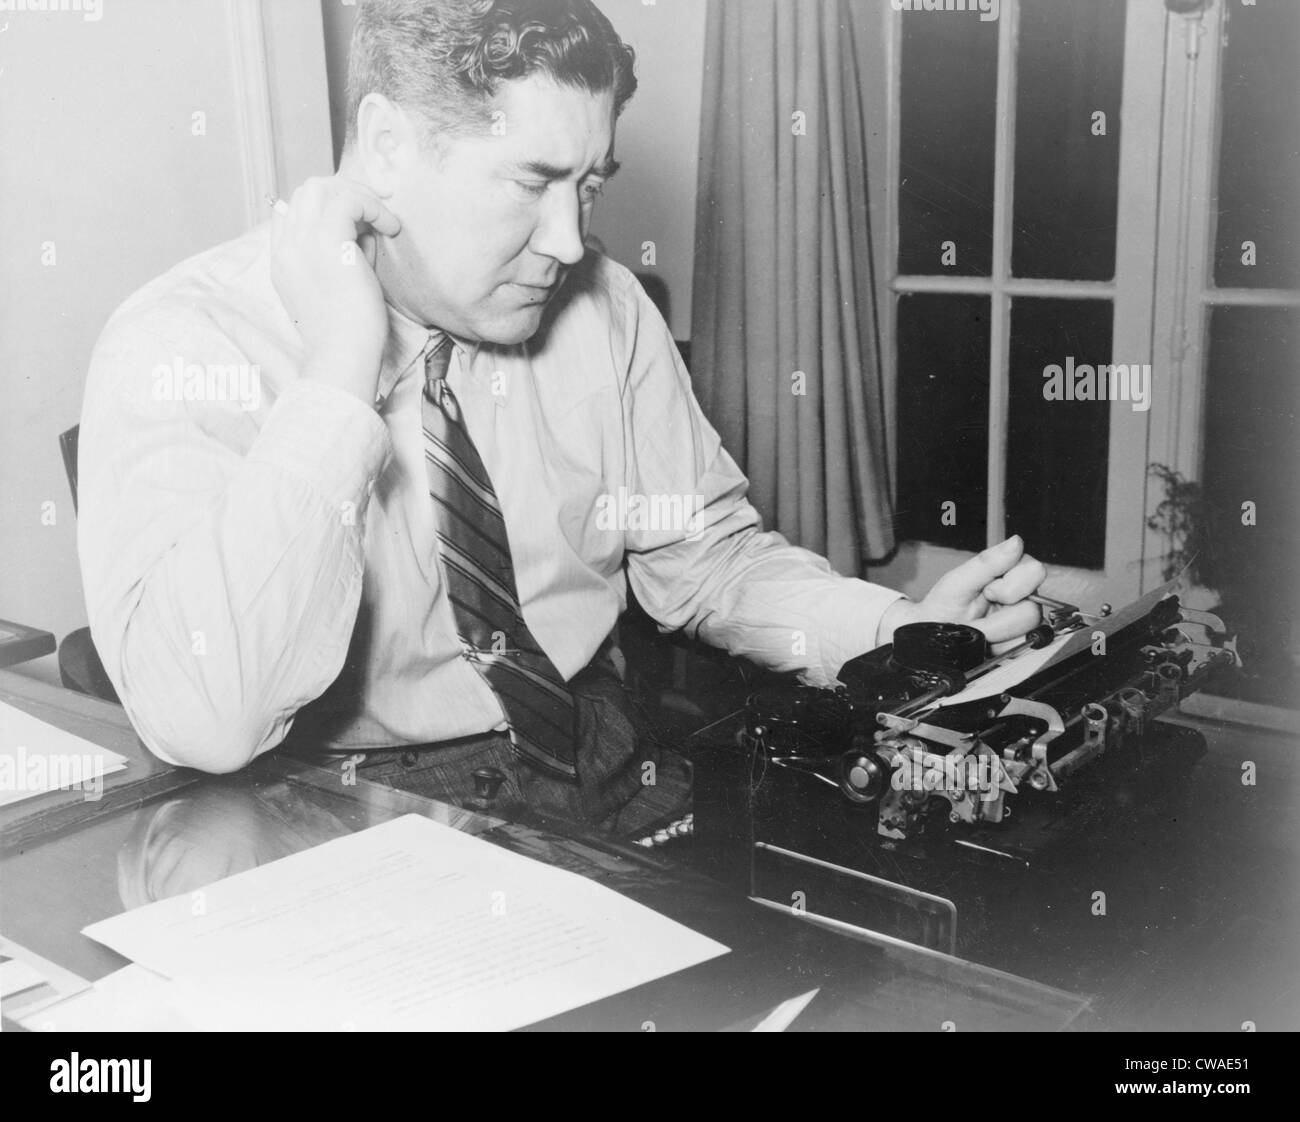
left=228, top=0, right=278, bottom=227
left=226, top=0, right=334, bottom=229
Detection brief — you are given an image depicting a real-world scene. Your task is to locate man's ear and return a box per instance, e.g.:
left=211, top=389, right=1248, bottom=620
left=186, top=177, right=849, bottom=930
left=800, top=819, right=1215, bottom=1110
left=352, top=92, right=413, bottom=196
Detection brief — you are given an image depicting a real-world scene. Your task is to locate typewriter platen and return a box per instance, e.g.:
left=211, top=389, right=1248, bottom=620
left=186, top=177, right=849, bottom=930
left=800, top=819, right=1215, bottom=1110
left=692, top=589, right=1240, bottom=956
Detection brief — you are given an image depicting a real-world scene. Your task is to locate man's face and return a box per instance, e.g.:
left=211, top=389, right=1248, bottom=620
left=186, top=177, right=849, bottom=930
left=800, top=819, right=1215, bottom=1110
left=381, top=74, right=618, bottom=345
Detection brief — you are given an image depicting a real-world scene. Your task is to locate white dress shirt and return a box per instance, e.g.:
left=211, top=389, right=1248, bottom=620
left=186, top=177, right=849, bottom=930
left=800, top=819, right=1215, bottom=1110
left=77, top=223, right=904, bottom=773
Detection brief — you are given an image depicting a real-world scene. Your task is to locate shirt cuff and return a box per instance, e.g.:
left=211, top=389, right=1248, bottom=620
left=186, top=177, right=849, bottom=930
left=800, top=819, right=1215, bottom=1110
left=248, top=379, right=391, bottom=506
left=813, top=581, right=910, bottom=687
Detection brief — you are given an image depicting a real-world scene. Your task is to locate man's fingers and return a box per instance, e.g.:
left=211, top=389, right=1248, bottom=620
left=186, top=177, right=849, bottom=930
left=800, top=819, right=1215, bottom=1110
left=330, top=175, right=401, bottom=238
left=277, top=176, right=401, bottom=239
left=983, top=554, right=1047, bottom=605
left=341, top=189, right=401, bottom=238
left=929, top=535, right=1026, bottom=602
left=358, top=231, right=378, bottom=270
left=973, top=600, right=1042, bottom=645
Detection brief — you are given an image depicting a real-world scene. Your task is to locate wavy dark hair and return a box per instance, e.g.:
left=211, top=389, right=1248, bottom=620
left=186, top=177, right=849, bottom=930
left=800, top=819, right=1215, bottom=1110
left=344, top=0, right=637, bottom=146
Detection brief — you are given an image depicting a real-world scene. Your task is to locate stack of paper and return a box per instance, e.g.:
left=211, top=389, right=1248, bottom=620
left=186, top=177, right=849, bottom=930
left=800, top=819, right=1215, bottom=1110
left=69, top=814, right=727, bottom=1031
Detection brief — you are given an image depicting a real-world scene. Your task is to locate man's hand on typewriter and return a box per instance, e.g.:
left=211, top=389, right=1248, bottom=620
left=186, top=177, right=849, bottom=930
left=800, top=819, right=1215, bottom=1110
left=876, top=535, right=1047, bottom=652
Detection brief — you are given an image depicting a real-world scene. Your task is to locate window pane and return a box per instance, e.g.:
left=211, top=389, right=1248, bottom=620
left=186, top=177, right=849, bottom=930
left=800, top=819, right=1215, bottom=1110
left=1214, top=3, right=1300, bottom=290
left=897, top=11, right=999, bottom=277
left=1200, top=307, right=1300, bottom=657
left=896, top=294, right=990, bottom=552
left=1006, top=298, right=1112, bottom=568
left=1011, top=0, right=1125, bottom=281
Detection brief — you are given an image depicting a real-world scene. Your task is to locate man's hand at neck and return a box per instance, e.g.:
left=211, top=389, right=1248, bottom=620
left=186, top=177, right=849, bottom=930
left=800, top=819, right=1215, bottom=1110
left=270, top=172, right=401, bottom=407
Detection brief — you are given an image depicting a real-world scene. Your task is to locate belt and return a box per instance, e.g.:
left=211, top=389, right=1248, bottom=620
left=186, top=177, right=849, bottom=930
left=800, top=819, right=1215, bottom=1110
left=282, top=638, right=621, bottom=767
left=283, top=730, right=510, bottom=767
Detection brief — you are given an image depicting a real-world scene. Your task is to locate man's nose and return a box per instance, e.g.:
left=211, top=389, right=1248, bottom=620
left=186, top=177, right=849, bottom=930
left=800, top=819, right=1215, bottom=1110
left=530, top=186, right=587, bottom=267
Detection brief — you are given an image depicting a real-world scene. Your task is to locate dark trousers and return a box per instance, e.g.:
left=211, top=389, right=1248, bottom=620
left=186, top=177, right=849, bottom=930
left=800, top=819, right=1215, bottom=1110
left=293, top=659, right=692, bottom=839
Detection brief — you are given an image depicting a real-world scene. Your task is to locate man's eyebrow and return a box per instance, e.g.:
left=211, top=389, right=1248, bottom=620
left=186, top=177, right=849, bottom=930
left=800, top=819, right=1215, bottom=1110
left=513, top=158, right=621, bottom=180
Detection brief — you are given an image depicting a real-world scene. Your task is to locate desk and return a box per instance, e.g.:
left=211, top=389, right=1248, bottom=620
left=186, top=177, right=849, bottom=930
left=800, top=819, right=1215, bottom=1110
left=0, top=621, right=55, bottom=671
left=695, top=701, right=1300, bottom=1031
left=0, top=670, right=1089, bottom=1031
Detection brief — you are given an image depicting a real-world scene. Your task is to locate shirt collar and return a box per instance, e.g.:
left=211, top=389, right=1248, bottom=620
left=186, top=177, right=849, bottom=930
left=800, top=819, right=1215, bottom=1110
left=374, top=301, right=484, bottom=406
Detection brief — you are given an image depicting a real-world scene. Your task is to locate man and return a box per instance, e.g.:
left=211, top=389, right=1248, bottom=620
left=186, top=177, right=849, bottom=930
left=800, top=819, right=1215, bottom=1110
left=78, top=0, right=1045, bottom=837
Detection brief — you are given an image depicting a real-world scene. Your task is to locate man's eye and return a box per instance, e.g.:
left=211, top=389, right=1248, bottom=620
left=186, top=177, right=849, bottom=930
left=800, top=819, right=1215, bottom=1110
left=515, top=181, right=548, bottom=198
left=581, top=181, right=606, bottom=201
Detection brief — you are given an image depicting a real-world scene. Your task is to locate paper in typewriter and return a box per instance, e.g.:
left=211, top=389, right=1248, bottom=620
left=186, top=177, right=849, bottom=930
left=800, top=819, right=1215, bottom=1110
left=82, top=814, right=728, bottom=1031
left=932, top=578, right=1179, bottom=709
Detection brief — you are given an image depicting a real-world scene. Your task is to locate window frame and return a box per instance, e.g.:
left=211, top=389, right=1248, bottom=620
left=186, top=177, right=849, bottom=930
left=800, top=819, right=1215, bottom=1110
left=865, top=0, right=1168, bottom=611
left=1145, top=0, right=1300, bottom=593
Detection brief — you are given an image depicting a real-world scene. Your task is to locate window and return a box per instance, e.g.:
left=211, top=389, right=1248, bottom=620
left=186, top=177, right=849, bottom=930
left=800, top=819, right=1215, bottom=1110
left=1149, top=0, right=1300, bottom=709
left=877, top=0, right=1159, bottom=611
left=868, top=0, right=1296, bottom=711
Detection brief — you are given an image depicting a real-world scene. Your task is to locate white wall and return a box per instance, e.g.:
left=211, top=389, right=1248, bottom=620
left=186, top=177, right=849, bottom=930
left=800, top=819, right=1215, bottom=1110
left=0, top=0, right=332, bottom=684
left=587, top=0, right=706, bottom=341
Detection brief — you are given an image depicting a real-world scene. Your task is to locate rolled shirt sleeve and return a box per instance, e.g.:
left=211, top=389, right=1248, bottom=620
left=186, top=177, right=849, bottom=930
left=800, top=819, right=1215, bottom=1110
left=78, top=313, right=391, bottom=772
left=617, top=278, right=905, bottom=688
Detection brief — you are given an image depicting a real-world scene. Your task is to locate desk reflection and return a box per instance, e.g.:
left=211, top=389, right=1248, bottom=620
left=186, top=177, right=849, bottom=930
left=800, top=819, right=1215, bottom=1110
left=117, top=780, right=357, bottom=910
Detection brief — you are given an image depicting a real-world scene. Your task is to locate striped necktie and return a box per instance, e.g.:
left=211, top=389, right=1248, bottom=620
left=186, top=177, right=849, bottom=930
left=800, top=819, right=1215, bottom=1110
left=421, top=334, right=578, bottom=779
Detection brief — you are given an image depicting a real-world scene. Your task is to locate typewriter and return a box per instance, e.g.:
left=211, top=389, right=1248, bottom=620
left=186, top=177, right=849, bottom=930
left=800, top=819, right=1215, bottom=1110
left=692, top=586, right=1240, bottom=957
